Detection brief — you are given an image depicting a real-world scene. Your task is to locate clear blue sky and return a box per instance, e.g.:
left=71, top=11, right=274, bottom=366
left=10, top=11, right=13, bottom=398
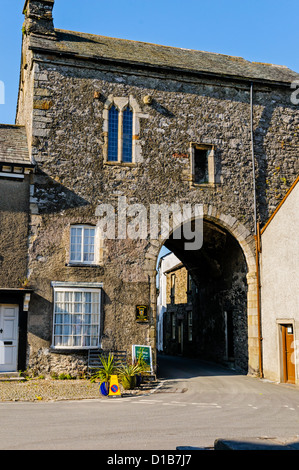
left=0, top=0, right=298, bottom=124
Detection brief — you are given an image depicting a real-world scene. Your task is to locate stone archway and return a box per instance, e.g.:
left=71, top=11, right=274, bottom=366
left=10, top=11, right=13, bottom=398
left=144, top=205, right=259, bottom=377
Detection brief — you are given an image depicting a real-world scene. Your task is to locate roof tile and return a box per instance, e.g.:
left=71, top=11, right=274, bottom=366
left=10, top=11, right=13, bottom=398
left=0, top=125, right=31, bottom=165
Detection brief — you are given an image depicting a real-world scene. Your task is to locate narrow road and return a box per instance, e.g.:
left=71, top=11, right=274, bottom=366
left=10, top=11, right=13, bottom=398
left=1, top=355, right=299, bottom=450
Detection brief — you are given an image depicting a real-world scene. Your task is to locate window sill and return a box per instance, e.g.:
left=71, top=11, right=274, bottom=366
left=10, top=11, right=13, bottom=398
left=65, top=263, right=102, bottom=268
left=50, top=347, right=93, bottom=353
left=104, top=161, right=137, bottom=167
left=191, top=182, right=217, bottom=188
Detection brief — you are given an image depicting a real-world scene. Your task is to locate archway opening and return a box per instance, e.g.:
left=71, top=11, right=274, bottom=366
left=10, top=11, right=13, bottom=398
left=156, top=218, right=248, bottom=373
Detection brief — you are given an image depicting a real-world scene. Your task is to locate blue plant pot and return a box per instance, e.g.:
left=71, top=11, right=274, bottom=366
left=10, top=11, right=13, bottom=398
left=99, top=381, right=109, bottom=396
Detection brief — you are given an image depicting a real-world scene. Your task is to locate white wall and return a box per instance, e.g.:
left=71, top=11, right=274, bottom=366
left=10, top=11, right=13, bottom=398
left=156, top=252, right=181, bottom=351
left=260, top=180, right=299, bottom=382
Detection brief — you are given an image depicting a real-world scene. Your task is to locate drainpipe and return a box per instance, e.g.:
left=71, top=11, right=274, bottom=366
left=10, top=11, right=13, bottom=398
left=250, top=82, right=263, bottom=378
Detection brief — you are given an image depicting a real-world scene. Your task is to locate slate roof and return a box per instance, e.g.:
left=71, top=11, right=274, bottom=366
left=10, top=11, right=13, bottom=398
left=28, top=28, right=299, bottom=85
left=0, top=125, right=31, bottom=165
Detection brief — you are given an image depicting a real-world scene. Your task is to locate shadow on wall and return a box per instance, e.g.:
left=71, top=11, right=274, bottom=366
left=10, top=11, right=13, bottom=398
left=32, top=171, right=91, bottom=215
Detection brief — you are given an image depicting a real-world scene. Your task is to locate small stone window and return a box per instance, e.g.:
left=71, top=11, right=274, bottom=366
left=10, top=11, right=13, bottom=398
left=103, top=95, right=148, bottom=165
left=190, top=143, right=216, bottom=185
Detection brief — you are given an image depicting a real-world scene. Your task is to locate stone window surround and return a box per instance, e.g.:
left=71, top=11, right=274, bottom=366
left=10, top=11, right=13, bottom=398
left=103, top=95, right=147, bottom=165
left=190, top=142, right=217, bottom=187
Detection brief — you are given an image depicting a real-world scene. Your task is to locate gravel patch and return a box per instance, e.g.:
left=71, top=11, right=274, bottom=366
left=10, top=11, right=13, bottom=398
left=0, top=379, right=159, bottom=402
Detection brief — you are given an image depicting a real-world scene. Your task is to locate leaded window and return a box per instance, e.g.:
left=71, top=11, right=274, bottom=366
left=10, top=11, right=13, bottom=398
left=108, top=105, right=119, bottom=162
left=122, top=106, right=133, bottom=163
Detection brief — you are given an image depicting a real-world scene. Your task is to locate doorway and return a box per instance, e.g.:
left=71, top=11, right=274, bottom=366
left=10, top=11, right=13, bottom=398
left=281, top=324, right=295, bottom=384
left=0, top=305, right=19, bottom=372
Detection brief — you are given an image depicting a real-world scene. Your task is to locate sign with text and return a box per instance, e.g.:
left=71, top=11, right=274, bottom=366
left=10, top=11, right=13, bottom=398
left=132, top=344, right=153, bottom=373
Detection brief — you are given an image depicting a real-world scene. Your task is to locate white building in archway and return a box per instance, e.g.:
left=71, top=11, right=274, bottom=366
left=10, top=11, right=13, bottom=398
left=260, top=176, right=299, bottom=384
left=156, top=252, right=181, bottom=351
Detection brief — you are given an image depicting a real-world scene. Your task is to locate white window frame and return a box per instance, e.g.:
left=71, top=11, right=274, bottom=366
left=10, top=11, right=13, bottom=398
left=69, top=224, right=100, bottom=265
left=51, top=282, right=103, bottom=350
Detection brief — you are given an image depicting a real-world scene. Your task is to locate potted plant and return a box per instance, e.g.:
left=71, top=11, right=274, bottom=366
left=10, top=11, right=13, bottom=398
left=117, top=362, right=142, bottom=390
left=90, top=353, right=116, bottom=396
left=19, top=277, right=30, bottom=289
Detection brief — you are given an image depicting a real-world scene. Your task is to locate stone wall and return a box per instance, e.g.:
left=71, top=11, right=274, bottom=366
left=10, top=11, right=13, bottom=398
left=0, top=177, right=30, bottom=288
left=166, top=265, right=188, bottom=305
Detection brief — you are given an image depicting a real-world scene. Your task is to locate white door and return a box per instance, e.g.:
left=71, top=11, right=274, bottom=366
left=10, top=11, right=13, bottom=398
left=0, top=305, right=19, bottom=372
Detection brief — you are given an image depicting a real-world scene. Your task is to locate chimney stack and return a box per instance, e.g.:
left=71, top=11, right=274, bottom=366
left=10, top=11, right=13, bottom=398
left=23, top=0, right=55, bottom=37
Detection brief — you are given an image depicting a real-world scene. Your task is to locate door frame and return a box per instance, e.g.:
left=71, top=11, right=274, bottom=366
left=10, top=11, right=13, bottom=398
left=0, top=304, right=19, bottom=372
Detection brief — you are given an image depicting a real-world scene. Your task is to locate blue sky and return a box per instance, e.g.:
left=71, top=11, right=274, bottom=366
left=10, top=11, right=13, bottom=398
left=0, top=0, right=298, bottom=124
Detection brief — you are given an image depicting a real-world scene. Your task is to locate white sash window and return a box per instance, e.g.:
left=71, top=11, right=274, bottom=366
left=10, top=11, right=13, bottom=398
left=51, top=283, right=102, bottom=349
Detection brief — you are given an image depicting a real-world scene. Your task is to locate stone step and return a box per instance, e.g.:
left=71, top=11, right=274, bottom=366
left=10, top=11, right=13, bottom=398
left=0, top=372, right=26, bottom=382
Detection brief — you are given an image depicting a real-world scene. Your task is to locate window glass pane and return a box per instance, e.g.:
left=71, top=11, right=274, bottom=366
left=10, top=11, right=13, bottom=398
left=54, top=336, right=62, bottom=346
left=74, top=336, right=81, bottom=346
left=54, top=325, right=62, bottom=335
left=108, top=105, right=119, bottom=161
left=194, top=148, right=209, bottom=184
left=122, top=107, right=133, bottom=162
left=55, top=314, right=63, bottom=324
left=83, top=228, right=95, bottom=262
left=70, top=227, right=82, bottom=262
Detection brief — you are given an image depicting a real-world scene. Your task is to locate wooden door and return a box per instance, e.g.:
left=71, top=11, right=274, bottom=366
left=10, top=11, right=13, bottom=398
left=282, top=324, right=295, bottom=384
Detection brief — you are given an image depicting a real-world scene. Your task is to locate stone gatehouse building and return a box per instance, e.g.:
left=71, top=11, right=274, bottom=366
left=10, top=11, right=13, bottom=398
left=0, top=0, right=298, bottom=379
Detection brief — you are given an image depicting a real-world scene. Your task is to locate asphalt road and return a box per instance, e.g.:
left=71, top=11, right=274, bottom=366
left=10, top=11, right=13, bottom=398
left=1, top=355, right=299, bottom=450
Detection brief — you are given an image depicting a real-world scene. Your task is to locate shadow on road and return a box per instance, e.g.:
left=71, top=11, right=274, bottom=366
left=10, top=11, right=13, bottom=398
left=157, top=354, right=244, bottom=380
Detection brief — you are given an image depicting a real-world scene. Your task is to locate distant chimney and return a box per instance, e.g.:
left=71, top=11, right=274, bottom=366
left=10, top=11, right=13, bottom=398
left=23, top=0, right=55, bottom=37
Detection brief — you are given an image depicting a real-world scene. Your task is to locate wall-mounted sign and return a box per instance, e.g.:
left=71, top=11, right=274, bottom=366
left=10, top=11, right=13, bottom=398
left=132, top=345, right=153, bottom=373
left=172, top=152, right=189, bottom=158
left=136, top=305, right=148, bottom=322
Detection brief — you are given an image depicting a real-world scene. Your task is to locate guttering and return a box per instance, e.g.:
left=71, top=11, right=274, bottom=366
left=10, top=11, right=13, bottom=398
left=250, top=83, right=258, bottom=236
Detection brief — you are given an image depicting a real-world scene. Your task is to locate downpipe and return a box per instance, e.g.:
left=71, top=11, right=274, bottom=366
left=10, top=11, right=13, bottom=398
left=250, top=83, right=263, bottom=378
